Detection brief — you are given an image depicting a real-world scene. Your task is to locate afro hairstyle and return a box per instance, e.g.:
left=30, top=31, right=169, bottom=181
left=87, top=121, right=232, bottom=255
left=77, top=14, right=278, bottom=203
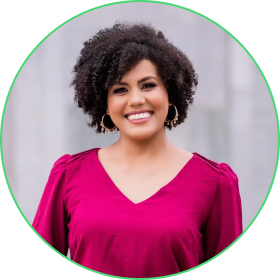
left=70, top=22, right=198, bottom=133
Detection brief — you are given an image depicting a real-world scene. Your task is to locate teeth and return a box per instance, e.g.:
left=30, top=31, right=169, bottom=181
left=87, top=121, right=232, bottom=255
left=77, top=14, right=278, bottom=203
left=127, top=112, right=152, bottom=120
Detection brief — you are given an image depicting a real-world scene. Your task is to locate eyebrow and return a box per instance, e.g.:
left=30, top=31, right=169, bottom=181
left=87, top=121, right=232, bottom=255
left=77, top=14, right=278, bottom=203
left=114, top=76, right=158, bottom=86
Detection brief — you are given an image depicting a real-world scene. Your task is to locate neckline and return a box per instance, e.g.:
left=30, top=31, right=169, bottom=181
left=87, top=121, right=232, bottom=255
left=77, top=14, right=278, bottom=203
left=94, top=148, right=198, bottom=206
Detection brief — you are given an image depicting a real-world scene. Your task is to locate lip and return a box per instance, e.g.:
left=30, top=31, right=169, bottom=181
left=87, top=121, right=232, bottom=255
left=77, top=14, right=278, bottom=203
left=124, top=109, right=153, bottom=117
left=126, top=113, right=153, bottom=124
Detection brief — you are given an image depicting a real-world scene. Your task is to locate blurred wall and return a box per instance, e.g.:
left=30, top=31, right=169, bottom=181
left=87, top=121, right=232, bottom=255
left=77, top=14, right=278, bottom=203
left=2, top=2, right=278, bottom=231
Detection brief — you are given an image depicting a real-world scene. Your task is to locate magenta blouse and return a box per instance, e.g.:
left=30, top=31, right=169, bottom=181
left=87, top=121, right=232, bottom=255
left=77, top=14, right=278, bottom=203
left=32, top=148, right=242, bottom=278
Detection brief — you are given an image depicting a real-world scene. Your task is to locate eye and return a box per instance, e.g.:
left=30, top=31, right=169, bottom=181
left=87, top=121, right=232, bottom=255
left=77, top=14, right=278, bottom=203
left=142, top=83, right=156, bottom=89
left=113, top=87, right=127, bottom=94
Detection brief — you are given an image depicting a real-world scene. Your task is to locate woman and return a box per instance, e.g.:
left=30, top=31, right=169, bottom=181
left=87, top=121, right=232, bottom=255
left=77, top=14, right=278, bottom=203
left=32, top=22, right=243, bottom=278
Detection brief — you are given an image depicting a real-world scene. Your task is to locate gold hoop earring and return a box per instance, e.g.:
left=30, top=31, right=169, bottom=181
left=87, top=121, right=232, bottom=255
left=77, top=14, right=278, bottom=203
left=165, top=104, right=179, bottom=126
left=100, top=113, right=118, bottom=134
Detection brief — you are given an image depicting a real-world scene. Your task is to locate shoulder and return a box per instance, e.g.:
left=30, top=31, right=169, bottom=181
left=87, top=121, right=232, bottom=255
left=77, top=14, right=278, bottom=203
left=53, top=148, right=100, bottom=170
left=217, top=162, right=239, bottom=196
left=194, top=153, right=240, bottom=214
left=193, top=152, right=220, bottom=181
left=68, top=148, right=99, bottom=165
left=194, top=152, right=239, bottom=186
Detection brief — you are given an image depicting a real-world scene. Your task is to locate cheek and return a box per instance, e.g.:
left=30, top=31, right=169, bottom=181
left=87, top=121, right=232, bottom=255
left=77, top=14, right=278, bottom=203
left=149, top=91, right=169, bottom=114
left=107, top=96, right=125, bottom=118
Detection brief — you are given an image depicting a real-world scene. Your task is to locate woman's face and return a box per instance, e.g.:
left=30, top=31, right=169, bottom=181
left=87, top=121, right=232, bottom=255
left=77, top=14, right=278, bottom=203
left=107, top=59, right=169, bottom=140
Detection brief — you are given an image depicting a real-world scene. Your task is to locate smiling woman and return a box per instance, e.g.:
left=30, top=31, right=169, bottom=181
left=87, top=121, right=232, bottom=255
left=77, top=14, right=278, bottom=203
left=107, top=60, right=170, bottom=140
left=32, top=22, right=243, bottom=278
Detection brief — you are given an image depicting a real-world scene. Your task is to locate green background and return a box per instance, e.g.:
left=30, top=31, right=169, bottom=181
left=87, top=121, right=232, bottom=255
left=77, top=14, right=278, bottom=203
left=0, top=0, right=280, bottom=279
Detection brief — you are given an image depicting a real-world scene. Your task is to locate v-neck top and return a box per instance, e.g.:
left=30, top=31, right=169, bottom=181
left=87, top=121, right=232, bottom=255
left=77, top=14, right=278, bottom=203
left=32, top=148, right=243, bottom=278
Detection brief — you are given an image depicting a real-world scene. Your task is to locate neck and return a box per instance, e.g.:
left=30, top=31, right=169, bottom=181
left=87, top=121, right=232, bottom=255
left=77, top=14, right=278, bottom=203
left=113, top=126, right=173, bottom=162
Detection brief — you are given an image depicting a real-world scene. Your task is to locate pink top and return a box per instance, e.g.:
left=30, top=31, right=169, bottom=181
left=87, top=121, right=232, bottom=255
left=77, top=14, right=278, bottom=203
left=32, top=148, right=242, bottom=278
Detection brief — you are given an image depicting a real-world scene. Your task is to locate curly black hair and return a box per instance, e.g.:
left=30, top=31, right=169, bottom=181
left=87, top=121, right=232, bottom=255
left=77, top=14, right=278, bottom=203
left=70, top=22, right=198, bottom=133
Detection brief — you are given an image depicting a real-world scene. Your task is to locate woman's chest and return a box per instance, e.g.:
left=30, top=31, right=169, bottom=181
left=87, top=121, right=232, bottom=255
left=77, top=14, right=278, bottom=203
left=98, top=156, right=193, bottom=205
left=64, top=172, right=214, bottom=248
left=104, top=170, right=176, bottom=204
left=67, top=189, right=202, bottom=254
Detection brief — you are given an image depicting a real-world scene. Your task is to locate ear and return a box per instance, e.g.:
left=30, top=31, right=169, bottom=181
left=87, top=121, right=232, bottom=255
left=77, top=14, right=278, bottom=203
left=106, top=109, right=110, bottom=115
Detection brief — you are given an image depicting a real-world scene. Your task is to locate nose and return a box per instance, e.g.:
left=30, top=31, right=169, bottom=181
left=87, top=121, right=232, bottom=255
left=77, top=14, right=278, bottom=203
left=127, top=88, right=145, bottom=107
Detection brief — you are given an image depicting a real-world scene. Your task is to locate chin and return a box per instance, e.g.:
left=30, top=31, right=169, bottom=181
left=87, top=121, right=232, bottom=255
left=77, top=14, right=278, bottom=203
left=123, top=127, right=160, bottom=141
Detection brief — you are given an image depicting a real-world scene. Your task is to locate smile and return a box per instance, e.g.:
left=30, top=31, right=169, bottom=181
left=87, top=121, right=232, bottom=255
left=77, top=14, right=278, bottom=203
left=125, top=111, right=153, bottom=124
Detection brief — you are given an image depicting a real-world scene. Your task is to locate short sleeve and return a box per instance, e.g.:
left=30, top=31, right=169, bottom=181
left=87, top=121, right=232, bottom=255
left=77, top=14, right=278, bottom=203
left=203, top=163, right=243, bottom=262
left=32, top=154, right=70, bottom=256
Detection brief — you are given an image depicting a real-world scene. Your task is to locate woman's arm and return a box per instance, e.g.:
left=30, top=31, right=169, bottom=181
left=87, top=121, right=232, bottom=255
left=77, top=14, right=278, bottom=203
left=202, top=162, right=243, bottom=262
left=32, top=154, right=70, bottom=256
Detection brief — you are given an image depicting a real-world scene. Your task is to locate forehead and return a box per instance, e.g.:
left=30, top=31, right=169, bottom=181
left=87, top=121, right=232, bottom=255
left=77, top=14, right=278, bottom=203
left=121, top=59, right=159, bottom=81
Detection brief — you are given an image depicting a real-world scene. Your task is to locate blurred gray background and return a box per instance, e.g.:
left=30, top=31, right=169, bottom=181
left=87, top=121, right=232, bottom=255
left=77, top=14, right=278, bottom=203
left=2, top=2, right=278, bottom=232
